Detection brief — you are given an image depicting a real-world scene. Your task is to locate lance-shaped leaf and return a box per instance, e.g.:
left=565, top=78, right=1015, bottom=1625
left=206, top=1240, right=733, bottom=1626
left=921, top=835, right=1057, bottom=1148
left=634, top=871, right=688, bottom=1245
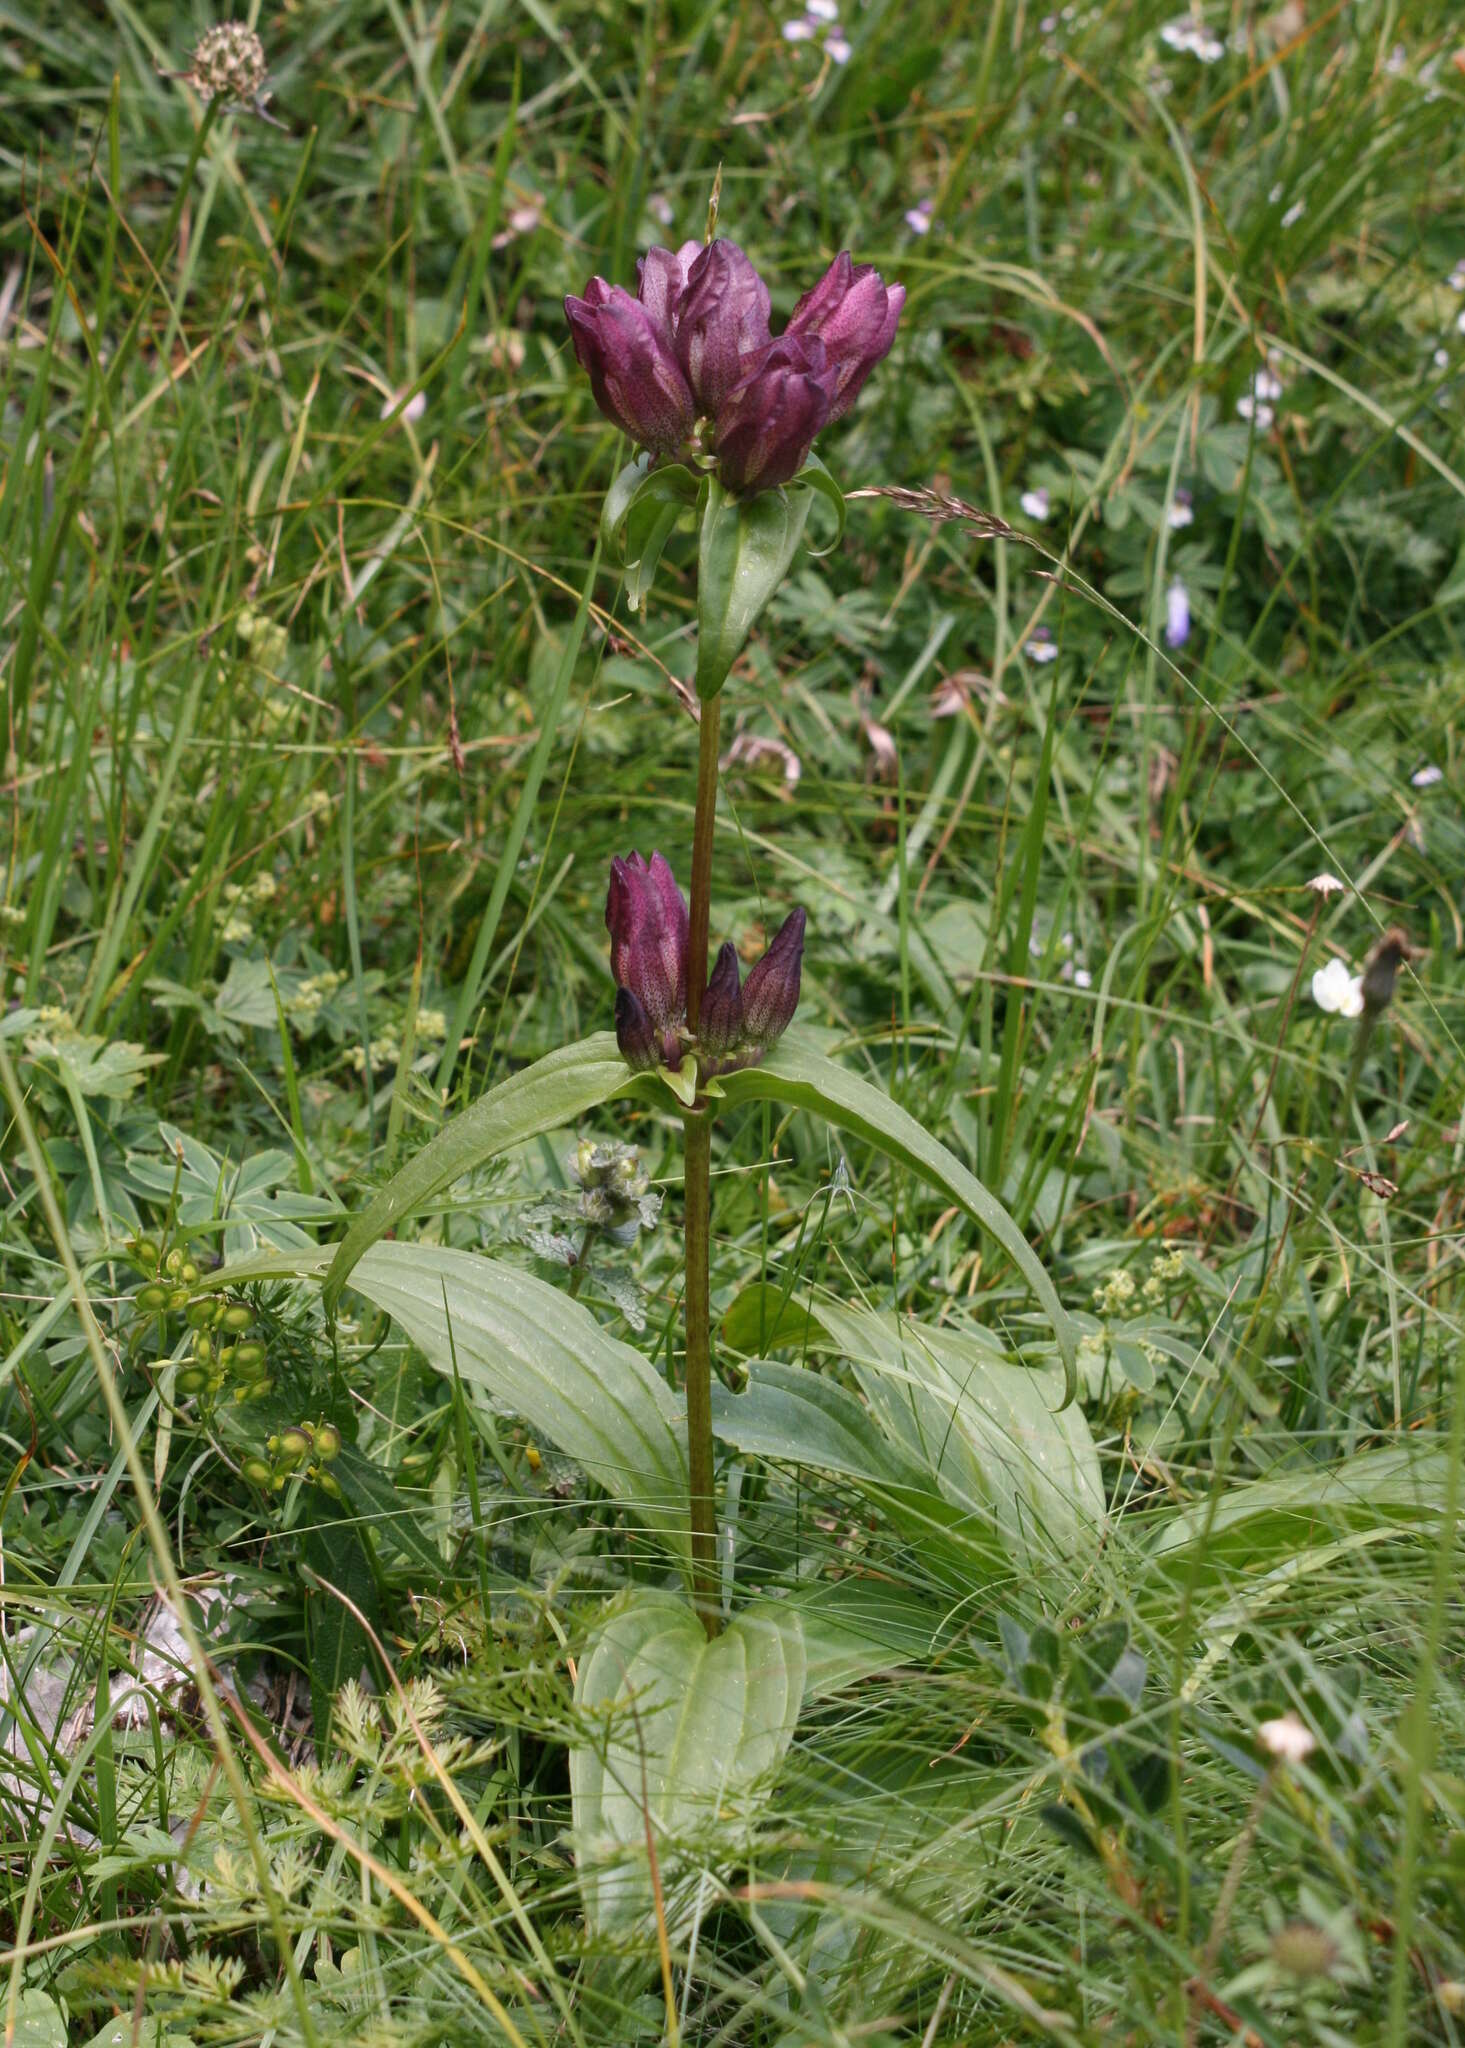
left=695, top=475, right=814, bottom=700
left=323, top=1033, right=634, bottom=1313
left=218, top=1243, right=691, bottom=1571
left=571, top=1588, right=806, bottom=1935
left=717, top=1029, right=1079, bottom=1400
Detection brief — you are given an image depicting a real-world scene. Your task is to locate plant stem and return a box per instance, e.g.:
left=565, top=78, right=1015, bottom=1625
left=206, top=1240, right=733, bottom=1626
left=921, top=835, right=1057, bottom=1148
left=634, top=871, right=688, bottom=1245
left=685, top=695, right=722, bottom=1036
left=683, top=691, right=723, bottom=1636
left=682, top=1113, right=721, bottom=1635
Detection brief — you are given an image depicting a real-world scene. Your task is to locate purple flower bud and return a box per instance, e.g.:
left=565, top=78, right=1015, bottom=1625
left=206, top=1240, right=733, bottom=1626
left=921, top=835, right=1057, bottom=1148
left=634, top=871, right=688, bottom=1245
left=740, top=907, right=806, bottom=1045
left=636, top=240, right=702, bottom=330
left=605, top=852, right=689, bottom=1031
left=699, top=941, right=745, bottom=1055
left=712, top=336, right=835, bottom=495
left=673, top=240, right=774, bottom=413
left=786, top=251, right=905, bottom=421
left=564, top=281, right=696, bottom=453
left=614, top=987, right=659, bottom=1070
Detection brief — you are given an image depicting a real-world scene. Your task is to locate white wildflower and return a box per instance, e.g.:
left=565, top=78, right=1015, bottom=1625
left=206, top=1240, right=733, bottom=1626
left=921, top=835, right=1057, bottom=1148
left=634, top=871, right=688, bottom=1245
left=1020, top=485, right=1051, bottom=522
left=1411, top=763, right=1443, bottom=788
left=1304, top=872, right=1345, bottom=897
left=826, top=34, right=851, bottom=60
left=1311, top=957, right=1363, bottom=1019
left=1025, top=625, right=1058, bottom=664
left=782, top=16, right=817, bottom=38
left=904, top=200, right=933, bottom=236
left=1258, top=1712, right=1316, bottom=1764
left=1167, top=488, right=1194, bottom=529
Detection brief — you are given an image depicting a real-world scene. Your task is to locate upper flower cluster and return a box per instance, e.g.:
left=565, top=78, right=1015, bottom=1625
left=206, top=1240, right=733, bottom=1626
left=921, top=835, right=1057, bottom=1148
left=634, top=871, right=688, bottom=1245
left=565, top=240, right=903, bottom=494
left=606, top=853, right=805, bottom=1077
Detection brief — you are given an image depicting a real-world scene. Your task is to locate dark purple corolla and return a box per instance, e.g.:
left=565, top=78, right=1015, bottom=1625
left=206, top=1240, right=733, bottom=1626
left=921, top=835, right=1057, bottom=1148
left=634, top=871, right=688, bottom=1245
left=786, top=252, right=905, bottom=420
left=713, top=335, right=834, bottom=494
left=606, top=852, right=805, bottom=1074
left=563, top=283, right=696, bottom=454
left=565, top=237, right=902, bottom=493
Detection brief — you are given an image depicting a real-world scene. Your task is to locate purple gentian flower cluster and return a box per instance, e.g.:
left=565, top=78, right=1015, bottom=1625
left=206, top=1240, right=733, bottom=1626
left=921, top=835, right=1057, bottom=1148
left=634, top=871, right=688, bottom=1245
left=565, top=240, right=904, bottom=494
left=607, top=852, right=805, bottom=1075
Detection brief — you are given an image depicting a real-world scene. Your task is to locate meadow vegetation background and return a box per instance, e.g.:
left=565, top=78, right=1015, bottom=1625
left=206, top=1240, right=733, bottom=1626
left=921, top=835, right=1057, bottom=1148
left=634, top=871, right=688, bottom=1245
left=2, top=1, right=1464, bottom=2042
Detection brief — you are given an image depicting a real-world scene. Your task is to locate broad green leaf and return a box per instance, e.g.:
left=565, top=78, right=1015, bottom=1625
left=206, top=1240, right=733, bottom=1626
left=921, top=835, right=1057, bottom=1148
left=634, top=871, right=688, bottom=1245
left=719, top=1280, right=818, bottom=1353
left=9, top=1992, right=67, bottom=2048
left=711, top=1304, right=1104, bottom=1587
left=1145, top=1444, right=1454, bottom=1582
left=221, top=1243, right=690, bottom=1571
left=324, top=1033, right=633, bottom=1311
left=718, top=1029, right=1078, bottom=1398
left=571, top=1588, right=805, bottom=1935
left=807, top=1299, right=1105, bottom=1579
left=710, top=1359, right=926, bottom=1492
left=695, top=476, right=814, bottom=700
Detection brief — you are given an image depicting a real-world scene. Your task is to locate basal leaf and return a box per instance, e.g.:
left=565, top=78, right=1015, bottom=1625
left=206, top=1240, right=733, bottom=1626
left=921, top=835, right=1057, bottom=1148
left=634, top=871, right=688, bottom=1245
left=571, top=1588, right=805, bottom=1935
left=718, top=1029, right=1078, bottom=1398
left=221, top=1243, right=690, bottom=1572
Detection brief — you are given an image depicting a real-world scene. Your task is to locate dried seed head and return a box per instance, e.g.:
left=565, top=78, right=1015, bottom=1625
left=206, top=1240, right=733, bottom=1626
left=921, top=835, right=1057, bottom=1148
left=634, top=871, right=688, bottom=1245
left=187, top=22, right=269, bottom=106
left=1360, top=926, right=1419, bottom=1016
left=1270, top=1921, right=1340, bottom=1982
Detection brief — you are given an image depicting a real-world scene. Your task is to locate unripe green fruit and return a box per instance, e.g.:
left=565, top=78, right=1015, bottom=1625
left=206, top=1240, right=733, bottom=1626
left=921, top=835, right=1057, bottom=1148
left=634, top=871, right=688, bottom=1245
left=180, top=1262, right=199, bottom=1285
left=135, top=1285, right=169, bottom=1313
left=176, top=1366, right=208, bottom=1394
left=242, top=1457, right=273, bottom=1486
left=168, top=1287, right=190, bottom=1311
left=186, top=1299, right=220, bottom=1329
left=317, top=1470, right=344, bottom=1500
left=233, top=1341, right=267, bottom=1371
left=313, top=1423, right=341, bottom=1461
left=165, top=1249, right=184, bottom=1275
left=279, top=1428, right=311, bottom=1462
left=193, top=1334, right=213, bottom=1365
left=220, top=1305, right=255, bottom=1333
left=133, top=1240, right=159, bottom=1272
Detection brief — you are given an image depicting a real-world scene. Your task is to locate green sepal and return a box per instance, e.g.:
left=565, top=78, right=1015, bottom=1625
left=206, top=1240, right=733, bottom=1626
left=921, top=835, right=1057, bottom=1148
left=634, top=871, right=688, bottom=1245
left=658, top=1056, right=699, bottom=1107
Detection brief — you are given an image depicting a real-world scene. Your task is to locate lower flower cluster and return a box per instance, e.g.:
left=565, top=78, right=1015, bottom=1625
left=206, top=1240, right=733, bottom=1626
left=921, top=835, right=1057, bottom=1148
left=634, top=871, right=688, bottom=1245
left=606, top=852, right=804, bottom=1079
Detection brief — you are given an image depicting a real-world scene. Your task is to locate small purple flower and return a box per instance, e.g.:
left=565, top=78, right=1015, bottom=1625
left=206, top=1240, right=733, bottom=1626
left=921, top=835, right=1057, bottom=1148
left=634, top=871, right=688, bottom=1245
left=740, top=908, right=806, bottom=1045
left=826, top=35, right=852, bottom=61
left=1026, top=625, right=1058, bottom=664
left=673, top=240, right=774, bottom=414
left=713, top=334, right=834, bottom=494
left=1164, top=575, right=1190, bottom=649
left=606, top=852, right=689, bottom=1039
left=614, top=987, right=660, bottom=1070
left=698, top=942, right=745, bottom=1055
left=905, top=200, right=933, bottom=236
left=563, top=283, right=696, bottom=452
left=786, top=251, right=905, bottom=421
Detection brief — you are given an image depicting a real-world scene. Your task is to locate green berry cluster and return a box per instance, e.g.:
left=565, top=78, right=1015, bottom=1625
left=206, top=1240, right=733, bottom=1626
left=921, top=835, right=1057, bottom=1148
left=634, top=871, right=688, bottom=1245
left=244, top=1419, right=343, bottom=1496
left=130, top=1243, right=271, bottom=1406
